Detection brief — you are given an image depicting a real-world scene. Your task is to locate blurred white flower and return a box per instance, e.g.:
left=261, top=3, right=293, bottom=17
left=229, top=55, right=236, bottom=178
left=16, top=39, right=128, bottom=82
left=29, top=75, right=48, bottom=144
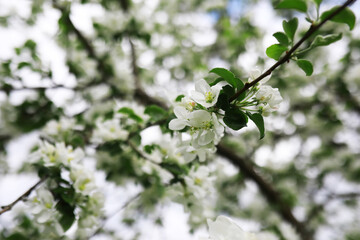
left=70, top=164, right=97, bottom=195
left=205, top=215, right=258, bottom=240
left=31, top=141, right=84, bottom=166
left=190, top=79, right=221, bottom=108
left=31, top=187, right=57, bottom=224
left=248, top=66, right=271, bottom=84
left=184, top=166, right=215, bottom=199
left=92, top=118, right=129, bottom=143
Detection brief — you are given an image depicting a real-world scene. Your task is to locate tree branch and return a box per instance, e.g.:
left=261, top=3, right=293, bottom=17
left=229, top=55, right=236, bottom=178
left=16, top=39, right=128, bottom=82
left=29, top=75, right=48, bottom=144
left=229, top=0, right=357, bottom=102
left=0, top=177, right=47, bottom=215
left=217, top=143, right=313, bottom=240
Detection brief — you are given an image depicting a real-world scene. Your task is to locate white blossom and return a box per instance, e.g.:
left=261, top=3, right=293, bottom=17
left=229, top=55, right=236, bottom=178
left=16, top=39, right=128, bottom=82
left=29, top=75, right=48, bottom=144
left=248, top=66, right=271, bottom=84
left=256, top=85, right=283, bottom=116
left=70, top=164, right=97, bottom=195
left=31, top=141, right=84, bottom=166
left=92, top=118, right=129, bottom=143
left=30, top=187, right=57, bottom=224
left=184, top=166, right=215, bottom=199
left=169, top=106, right=190, bottom=130
left=205, top=215, right=259, bottom=240
left=190, top=79, right=221, bottom=108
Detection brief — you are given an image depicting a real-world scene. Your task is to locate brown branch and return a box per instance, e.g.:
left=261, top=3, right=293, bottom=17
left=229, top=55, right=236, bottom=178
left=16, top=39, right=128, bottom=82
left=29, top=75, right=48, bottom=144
left=217, top=143, right=313, bottom=240
left=229, top=0, right=357, bottom=102
left=0, top=177, right=47, bottom=215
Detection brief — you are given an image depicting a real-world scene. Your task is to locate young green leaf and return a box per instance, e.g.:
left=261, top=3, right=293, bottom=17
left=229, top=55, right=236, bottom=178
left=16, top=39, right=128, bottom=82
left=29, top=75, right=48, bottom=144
left=296, top=59, right=313, bottom=76
left=273, top=32, right=289, bottom=46
left=144, top=105, right=167, bottom=122
left=56, top=200, right=75, bottom=232
left=266, top=44, right=288, bottom=60
left=175, top=94, right=185, bottom=102
left=246, top=112, right=265, bottom=139
left=223, top=107, right=248, bottom=130
left=310, top=33, right=342, bottom=49
left=276, top=0, right=307, bottom=13
left=118, top=107, right=143, bottom=123
left=313, top=0, right=322, bottom=8
left=320, top=6, right=356, bottom=30
left=283, top=18, right=298, bottom=41
left=210, top=68, right=236, bottom=88
left=209, top=77, right=223, bottom=87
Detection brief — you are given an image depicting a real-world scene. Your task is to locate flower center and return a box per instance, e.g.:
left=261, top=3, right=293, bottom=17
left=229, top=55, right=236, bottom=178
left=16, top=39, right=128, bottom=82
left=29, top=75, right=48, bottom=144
left=205, top=91, right=213, bottom=103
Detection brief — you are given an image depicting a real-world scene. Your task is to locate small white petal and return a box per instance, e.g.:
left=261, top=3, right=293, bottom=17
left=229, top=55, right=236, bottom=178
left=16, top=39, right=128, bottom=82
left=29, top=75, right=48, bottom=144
left=195, top=79, right=211, bottom=94
left=169, top=119, right=187, bottom=130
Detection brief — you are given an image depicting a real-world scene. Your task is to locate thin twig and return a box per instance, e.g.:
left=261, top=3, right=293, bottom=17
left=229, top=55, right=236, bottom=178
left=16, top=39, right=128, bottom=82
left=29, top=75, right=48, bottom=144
left=89, top=192, right=142, bottom=239
left=0, top=177, right=47, bottom=215
left=229, top=0, right=357, bottom=102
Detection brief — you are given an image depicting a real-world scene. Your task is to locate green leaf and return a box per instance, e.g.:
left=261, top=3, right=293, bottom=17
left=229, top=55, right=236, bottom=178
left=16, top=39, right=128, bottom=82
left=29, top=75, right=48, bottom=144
left=276, top=0, right=307, bottom=13
left=144, top=105, right=167, bottom=122
left=247, top=112, right=265, bottom=139
left=216, top=93, right=230, bottom=111
left=310, top=33, right=342, bottom=49
left=266, top=44, right=288, bottom=60
left=224, top=107, right=248, bottom=130
left=222, top=85, right=235, bottom=97
left=209, top=77, right=223, bottom=87
left=296, top=59, right=313, bottom=76
left=235, top=78, right=246, bottom=101
left=210, top=68, right=236, bottom=88
left=56, top=200, right=75, bottom=232
left=118, top=107, right=143, bottom=123
left=273, top=32, right=289, bottom=46
left=5, top=233, right=28, bottom=240
left=283, top=18, right=298, bottom=41
left=313, top=0, right=322, bottom=8
left=175, top=94, right=185, bottom=102
left=320, top=6, right=356, bottom=30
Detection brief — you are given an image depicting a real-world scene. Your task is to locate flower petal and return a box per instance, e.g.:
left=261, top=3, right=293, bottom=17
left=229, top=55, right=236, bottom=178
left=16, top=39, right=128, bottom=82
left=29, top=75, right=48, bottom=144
left=195, top=79, right=211, bottom=94
left=169, top=119, right=187, bottom=130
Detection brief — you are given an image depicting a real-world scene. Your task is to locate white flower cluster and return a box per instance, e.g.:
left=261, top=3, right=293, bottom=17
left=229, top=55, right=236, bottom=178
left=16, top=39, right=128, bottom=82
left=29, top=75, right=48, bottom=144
left=42, top=117, right=80, bottom=137
left=169, top=165, right=216, bottom=227
left=91, top=118, right=129, bottom=144
left=91, top=101, right=149, bottom=144
left=30, top=141, right=104, bottom=235
left=248, top=67, right=283, bottom=116
left=29, top=187, right=64, bottom=237
left=31, top=141, right=85, bottom=167
left=201, top=215, right=279, bottom=240
left=169, top=80, right=225, bottom=162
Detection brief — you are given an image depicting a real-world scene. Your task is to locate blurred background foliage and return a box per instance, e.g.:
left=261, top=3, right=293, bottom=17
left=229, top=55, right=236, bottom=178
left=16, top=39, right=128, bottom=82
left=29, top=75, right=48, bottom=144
left=0, top=0, right=359, bottom=239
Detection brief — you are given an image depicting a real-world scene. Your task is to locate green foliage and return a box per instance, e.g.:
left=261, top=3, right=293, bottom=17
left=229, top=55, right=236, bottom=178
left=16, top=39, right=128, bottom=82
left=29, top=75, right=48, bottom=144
left=210, top=68, right=237, bottom=88
left=266, top=44, right=288, bottom=60
left=144, top=105, right=168, bottom=122
left=246, top=112, right=265, bottom=139
left=309, top=33, right=342, bottom=50
left=313, top=0, right=322, bottom=8
left=55, top=199, right=76, bottom=232
left=320, top=6, right=356, bottom=30
left=276, top=0, right=307, bottom=13
left=118, top=107, right=143, bottom=123
left=296, top=59, right=313, bottom=76
left=273, top=32, right=289, bottom=46
left=223, top=107, right=248, bottom=130
left=175, top=94, right=185, bottom=102
left=282, top=18, right=298, bottom=42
